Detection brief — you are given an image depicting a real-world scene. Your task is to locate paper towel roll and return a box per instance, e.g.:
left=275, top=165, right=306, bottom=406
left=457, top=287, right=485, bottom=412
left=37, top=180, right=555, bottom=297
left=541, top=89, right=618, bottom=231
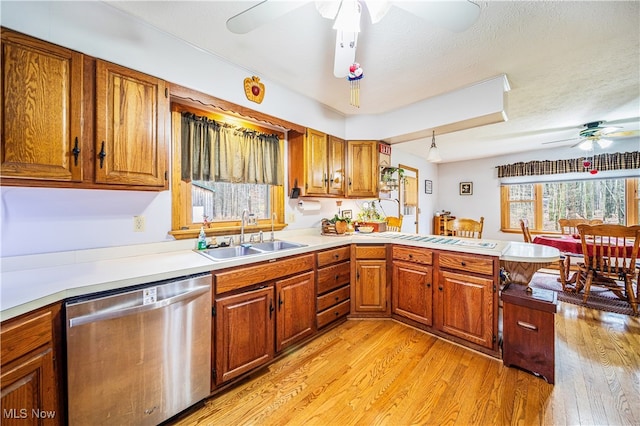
left=299, top=200, right=321, bottom=211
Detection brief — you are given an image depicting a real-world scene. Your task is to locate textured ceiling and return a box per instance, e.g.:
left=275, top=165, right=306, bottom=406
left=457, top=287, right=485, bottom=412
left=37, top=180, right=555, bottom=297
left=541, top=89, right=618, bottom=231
left=104, top=1, right=640, bottom=162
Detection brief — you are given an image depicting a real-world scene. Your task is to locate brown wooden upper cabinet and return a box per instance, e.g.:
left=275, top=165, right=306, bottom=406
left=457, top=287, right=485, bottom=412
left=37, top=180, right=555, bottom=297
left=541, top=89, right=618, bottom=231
left=0, top=28, right=169, bottom=191
left=1, top=28, right=84, bottom=183
left=289, top=128, right=345, bottom=197
left=94, top=60, right=168, bottom=188
left=346, top=140, right=378, bottom=198
left=288, top=131, right=379, bottom=198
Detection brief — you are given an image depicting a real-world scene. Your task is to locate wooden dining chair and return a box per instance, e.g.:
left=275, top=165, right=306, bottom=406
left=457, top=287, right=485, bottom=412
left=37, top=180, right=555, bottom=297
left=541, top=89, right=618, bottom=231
left=447, top=217, right=484, bottom=239
left=519, top=219, right=532, bottom=243
left=576, top=224, right=640, bottom=315
left=558, top=218, right=603, bottom=235
left=385, top=216, right=403, bottom=232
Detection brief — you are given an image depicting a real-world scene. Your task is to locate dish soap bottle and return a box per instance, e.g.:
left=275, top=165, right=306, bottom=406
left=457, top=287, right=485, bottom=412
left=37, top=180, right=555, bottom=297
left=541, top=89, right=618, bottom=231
left=197, top=227, right=207, bottom=250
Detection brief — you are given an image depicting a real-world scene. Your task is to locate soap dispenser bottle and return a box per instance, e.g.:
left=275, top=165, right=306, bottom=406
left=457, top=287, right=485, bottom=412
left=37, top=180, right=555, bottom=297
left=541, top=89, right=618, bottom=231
left=197, top=227, right=207, bottom=250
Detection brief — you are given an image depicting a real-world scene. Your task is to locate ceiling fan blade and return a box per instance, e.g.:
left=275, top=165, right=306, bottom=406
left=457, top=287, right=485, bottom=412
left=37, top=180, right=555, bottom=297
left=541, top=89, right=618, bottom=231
left=226, top=1, right=308, bottom=34
left=391, top=0, right=480, bottom=32
left=541, top=137, right=579, bottom=145
left=602, top=129, right=640, bottom=138
left=334, top=31, right=358, bottom=78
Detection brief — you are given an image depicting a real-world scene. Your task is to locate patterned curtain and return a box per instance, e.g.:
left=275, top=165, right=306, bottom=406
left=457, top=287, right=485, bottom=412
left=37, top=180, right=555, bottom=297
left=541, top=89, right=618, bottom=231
left=496, top=151, right=640, bottom=178
left=180, top=112, right=283, bottom=185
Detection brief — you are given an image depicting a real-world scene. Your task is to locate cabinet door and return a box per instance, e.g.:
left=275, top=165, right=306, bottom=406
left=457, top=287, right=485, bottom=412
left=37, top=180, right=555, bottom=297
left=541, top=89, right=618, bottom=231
left=327, top=136, right=345, bottom=196
left=346, top=140, right=378, bottom=197
left=276, top=271, right=316, bottom=352
left=1, top=349, right=57, bottom=426
left=353, top=259, right=388, bottom=314
left=393, top=261, right=433, bottom=326
left=95, top=60, right=167, bottom=187
left=215, top=287, right=274, bottom=385
left=436, top=270, right=495, bottom=349
left=1, top=29, right=84, bottom=182
left=304, top=129, right=328, bottom=195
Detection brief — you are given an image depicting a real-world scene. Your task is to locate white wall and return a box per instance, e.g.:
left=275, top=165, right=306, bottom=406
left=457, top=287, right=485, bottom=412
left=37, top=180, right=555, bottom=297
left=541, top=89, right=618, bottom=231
left=437, top=139, right=640, bottom=241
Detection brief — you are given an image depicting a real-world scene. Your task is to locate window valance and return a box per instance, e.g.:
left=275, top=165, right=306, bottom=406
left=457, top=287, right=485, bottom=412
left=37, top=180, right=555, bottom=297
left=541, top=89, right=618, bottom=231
left=179, top=112, right=283, bottom=185
left=496, top=151, right=640, bottom=178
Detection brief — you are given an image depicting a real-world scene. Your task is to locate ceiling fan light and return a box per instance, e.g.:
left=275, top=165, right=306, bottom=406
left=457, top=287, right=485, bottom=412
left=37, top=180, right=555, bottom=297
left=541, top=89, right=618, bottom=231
left=427, top=131, right=442, bottom=162
left=365, top=0, right=391, bottom=24
left=578, top=139, right=593, bottom=150
left=596, top=138, right=612, bottom=148
left=333, top=0, right=362, bottom=33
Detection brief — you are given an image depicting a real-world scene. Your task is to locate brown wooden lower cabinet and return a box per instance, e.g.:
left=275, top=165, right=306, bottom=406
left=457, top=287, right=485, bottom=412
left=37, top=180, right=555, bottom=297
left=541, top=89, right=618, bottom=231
left=392, top=260, right=433, bottom=326
left=352, top=245, right=389, bottom=317
left=214, top=286, right=275, bottom=386
left=0, top=303, right=62, bottom=425
left=275, top=271, right=316, bottom=352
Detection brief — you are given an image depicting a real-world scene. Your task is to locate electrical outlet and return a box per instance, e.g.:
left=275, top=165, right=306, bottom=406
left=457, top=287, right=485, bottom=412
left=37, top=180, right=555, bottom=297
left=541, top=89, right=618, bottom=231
left=286, top=212, right=295, bottom=223
left=133, top=215, right=145, bottom=232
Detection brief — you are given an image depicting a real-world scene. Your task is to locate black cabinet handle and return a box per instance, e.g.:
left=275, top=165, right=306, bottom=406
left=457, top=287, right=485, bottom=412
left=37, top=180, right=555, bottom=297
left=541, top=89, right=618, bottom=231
left=408, top=254, right=413, bottom=259
left=72, top=137, right=80, bottom=166
left=278, top=293, right=283, bottom=310
left=335, top=274, right=339, bottom=280
left=461, top=261, right=466, bottom=266
left=269, top=299, right=274, bottom=318
left=98, top=141, right=106, bottom=168
left=334, top=254, right=340, bottom=259
left=426, top=283, right=431, bottom=288
left=438, top=286, right=443, bottom=291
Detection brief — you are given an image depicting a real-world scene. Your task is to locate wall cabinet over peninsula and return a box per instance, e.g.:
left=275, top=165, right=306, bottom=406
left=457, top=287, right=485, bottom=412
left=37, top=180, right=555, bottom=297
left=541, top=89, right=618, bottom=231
left=288, top=129, right=378, bottom=198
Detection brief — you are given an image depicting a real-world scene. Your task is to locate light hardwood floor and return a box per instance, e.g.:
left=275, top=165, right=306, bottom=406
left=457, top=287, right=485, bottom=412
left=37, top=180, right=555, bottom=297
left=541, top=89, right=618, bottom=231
left=172, top=303, right=640, bottom=425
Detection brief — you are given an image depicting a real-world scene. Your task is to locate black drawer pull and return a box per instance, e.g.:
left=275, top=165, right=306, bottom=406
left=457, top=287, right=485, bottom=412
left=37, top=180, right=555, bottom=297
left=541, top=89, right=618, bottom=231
left=408, top=254, right=413, bottom=259
left=334, top=254, right=340, bottom=259
left=335, top=296, right=339, bottom=301
left=461, top=261, right=466, bottom=266
left=517, top=320, right=538, bottom=331
left=335, top=274, right=340, bottom=280
left=335, top=311, right=340, bottom=316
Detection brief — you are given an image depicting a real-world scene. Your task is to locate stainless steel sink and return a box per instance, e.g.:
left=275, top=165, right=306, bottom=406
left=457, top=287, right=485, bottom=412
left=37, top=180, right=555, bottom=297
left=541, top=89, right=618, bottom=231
left=198, top=245, right=264, bottom=260
left=251, top=241, right=307, bottom=252
left=197, top=240, right=306, bottom=261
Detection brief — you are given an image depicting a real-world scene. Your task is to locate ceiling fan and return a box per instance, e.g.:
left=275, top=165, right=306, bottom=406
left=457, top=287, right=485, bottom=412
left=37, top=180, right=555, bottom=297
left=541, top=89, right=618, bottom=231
left=226, top=1, right=481, bottom=78
left=542, top=118, right=640, bottom=149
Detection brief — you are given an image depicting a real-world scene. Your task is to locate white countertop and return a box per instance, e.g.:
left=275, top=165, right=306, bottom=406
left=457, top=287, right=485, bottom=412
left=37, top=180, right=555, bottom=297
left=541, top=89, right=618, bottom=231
left=0, top=230, right=559, bottom=321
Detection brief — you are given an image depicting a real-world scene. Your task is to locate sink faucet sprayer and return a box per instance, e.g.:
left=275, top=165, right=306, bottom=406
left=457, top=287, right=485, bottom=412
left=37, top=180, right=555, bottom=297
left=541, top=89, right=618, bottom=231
left=240, top=209, right=249, bottom=244
left=271, top=212, right=277, bottom=241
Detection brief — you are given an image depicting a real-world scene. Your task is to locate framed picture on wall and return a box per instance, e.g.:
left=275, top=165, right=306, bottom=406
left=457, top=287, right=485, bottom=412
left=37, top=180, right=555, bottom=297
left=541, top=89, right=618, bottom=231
left=459, top=182, right=473, bottom=195
left=342, top=209, right=352, bottom=220
left=425, top=179, right=432, bottom=194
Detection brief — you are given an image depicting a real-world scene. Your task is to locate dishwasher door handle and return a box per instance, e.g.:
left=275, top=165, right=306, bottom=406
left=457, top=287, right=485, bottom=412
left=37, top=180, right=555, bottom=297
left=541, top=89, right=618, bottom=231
left=68, top=284, right=210, bottom=328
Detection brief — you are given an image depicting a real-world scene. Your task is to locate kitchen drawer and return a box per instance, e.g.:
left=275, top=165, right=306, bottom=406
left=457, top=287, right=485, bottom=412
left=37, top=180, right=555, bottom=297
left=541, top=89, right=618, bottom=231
left=215, top=253, right=314, bottom=294
left=1, top=309, right=53, bottom=366
left=392, top=245, right=432, bottom=265
left=317, top=284, right=350, bottom=312
left=439, top=252, right=494, bottom=276
left=317, top=299, right=350, bottom=329
left=355, top=245, right=386, bottom=259
left=317, top=261, right=350, bottom=294
left=317, top=246, right=351, bottom=267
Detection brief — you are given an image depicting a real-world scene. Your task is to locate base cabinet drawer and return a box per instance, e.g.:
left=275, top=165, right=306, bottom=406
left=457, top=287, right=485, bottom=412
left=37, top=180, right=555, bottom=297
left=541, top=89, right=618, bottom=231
left=317, top=299, right=350, bottom=329
left=317, top=285, right=350, bottom=312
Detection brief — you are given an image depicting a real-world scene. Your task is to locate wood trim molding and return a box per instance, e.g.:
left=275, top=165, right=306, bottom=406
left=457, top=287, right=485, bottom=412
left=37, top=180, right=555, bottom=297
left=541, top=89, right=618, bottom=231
left=169, top=83, right=305, bottom=134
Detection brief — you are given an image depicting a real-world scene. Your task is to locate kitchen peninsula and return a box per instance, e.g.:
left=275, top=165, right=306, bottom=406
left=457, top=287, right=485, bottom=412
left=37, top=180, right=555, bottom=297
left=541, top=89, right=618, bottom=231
left=1, top=230, right=559, bottom=424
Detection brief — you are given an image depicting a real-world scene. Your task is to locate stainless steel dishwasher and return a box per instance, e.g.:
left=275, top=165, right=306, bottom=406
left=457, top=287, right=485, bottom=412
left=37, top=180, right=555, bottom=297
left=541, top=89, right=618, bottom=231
left=65, top=273, right=212, bottom=425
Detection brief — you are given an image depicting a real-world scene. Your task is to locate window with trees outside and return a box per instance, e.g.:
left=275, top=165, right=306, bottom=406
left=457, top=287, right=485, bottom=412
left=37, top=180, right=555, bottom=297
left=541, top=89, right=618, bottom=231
left=501, top=177, right=639, bottom=233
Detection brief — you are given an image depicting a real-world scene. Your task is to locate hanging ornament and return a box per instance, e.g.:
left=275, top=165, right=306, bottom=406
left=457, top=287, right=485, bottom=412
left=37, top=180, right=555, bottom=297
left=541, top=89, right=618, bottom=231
left=347, top=63, right=364, bottom=108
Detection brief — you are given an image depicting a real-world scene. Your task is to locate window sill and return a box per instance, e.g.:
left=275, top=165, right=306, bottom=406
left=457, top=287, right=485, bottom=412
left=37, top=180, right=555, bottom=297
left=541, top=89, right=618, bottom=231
left=170, top=224, right=289, bottom=240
